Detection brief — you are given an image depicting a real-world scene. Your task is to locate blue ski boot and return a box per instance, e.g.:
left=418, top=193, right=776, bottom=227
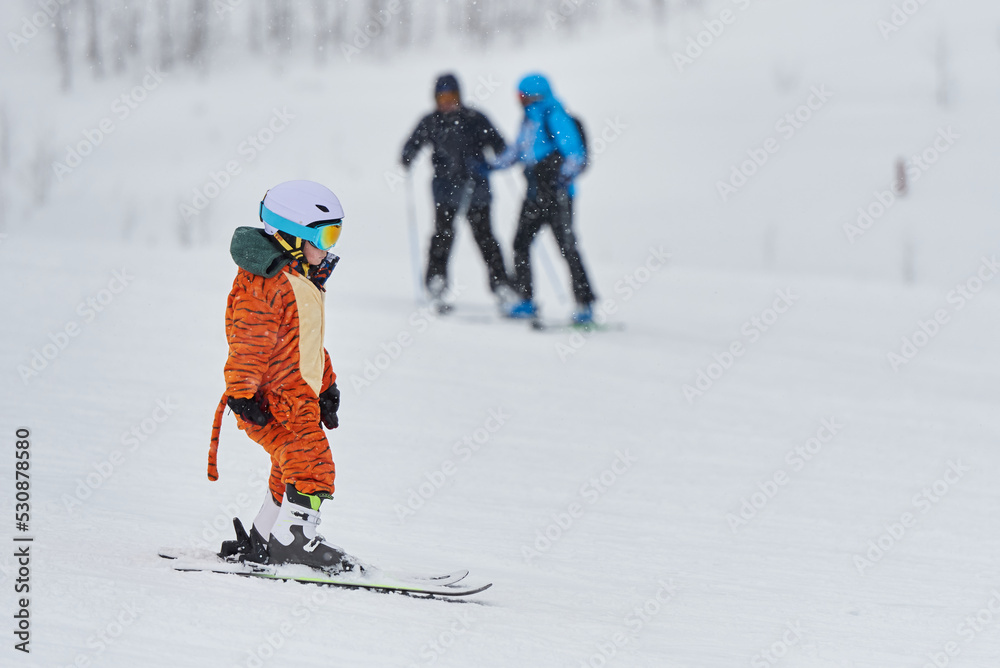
left=506, top=299, right=538, bottom=319
left=572, top=303, right=594, bottom=326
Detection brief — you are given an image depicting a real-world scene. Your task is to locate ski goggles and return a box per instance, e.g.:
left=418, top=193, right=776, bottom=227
left=260, top=203, right=343, bottom=250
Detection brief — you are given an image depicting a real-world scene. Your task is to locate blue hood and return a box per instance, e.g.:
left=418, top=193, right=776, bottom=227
left=490, top=73, right=584, bottom=197
left=518, top=73, right=553, bottom=100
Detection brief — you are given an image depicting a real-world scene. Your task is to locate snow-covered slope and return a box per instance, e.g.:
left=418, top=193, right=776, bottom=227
left=2, top=1, right=1000, bottom=666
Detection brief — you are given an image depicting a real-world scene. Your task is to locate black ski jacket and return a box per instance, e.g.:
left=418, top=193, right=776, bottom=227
left=401, top=107, right=506, bottom=208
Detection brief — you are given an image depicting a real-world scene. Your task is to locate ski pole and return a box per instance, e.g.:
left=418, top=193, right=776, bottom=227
left=537, top=231, right=571, bottom=306
left=404, top=172, right=425, bottom=304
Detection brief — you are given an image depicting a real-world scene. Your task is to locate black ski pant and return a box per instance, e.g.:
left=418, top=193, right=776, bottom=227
left=426, top=202, right=510, bottom=293
left=512, top=189, right=595, bottom=305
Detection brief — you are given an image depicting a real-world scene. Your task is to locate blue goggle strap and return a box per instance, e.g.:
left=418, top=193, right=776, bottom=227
left=259, top=203, right=324, bottom=247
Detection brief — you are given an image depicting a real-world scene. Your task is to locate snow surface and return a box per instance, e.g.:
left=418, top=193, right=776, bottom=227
left=2, top=1, right=1000, bottom=666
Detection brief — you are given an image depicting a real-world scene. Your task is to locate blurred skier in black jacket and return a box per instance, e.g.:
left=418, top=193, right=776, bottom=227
left=401, top=73, right=516, bottom=312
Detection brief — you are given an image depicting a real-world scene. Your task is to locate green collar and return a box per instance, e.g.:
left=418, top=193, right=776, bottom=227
left=229, top=227, right=291, bottom=278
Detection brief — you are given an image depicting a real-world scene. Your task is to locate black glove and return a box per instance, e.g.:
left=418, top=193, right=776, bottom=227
left=318, top=384, right=340, bottom=429
left=227, top=396, right=271, bottom=426
left=466, top=157, right=492, bottom=179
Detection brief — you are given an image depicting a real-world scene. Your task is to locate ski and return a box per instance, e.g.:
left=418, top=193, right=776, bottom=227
left=449, top=313, right=625, bottom=333
left=530, top=319, right=625, bottom=332
left=406, top=306, right=624, bottom=333
left=159, top=548, right=467, bottom=584
left=158, top=549, right=488, bottom=598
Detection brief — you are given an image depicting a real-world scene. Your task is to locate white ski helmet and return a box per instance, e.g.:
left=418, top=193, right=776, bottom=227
left=260, top=180, right=345, bottom=244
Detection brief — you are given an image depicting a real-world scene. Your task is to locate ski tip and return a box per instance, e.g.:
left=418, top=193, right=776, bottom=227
left=437, top=581, right=492, bottom=597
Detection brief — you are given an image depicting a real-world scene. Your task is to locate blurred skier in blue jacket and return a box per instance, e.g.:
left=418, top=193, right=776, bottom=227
left=491, top=73, right=596, bottom=323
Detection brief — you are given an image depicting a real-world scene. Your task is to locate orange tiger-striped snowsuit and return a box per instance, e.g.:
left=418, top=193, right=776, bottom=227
left=209, top=227, right=338, bottom=503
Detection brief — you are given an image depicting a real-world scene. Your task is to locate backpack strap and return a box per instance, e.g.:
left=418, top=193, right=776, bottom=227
left=542, top=106, right=581, bottom=161
left=541, top=107, right=557, bottom=148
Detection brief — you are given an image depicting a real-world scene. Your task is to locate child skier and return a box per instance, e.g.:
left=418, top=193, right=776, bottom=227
left=208, top=180, right=354, bottom=574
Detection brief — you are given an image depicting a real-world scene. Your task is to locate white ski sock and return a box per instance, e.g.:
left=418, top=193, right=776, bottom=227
left=251, top=490, right=281, bottom=539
